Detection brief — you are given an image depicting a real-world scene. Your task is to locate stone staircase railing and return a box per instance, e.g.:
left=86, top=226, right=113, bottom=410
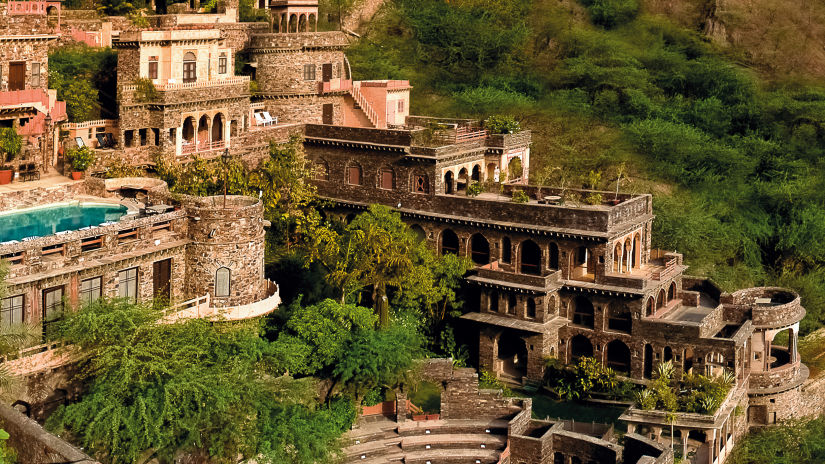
left=350, top=81, right=380, bottom=128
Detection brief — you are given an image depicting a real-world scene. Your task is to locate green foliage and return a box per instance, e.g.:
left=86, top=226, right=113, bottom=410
left=466, top=182, right=483, bottom=197
left=133, top=77, right=159, bottom=102
left=485, top=115, right=521, bottom=134
left=546, top=357, right=622, bottom=401
left=0, top=128, right=21, bottom=165
left=65, top=146, right=96, bottom=171
left=49, top=45, right=117, bottom=120
left=511, top=189, right=529, bottom=203
left=478, top=370, right=512, bottom=396
left=126, top=7, right=149, bottom=27
left=98, top=0, right=148, bottom=15
left=239, top=0, right=269, bottom=22
left=728, top=416, right=825, bottom=464
left=635, top=361, right=733, bottom=414
left=579, top=0, right=639, bottom=28
left=347, top=1, right=825, bottom=333
left=48, top=298, right=351, bottom=464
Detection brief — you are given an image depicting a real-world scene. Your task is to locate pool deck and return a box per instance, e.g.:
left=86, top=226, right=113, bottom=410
left=0, top=171, right=81, bottom=194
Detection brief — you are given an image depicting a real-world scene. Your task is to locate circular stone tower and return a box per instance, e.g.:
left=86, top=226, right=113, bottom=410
left=184, top=195, right=266, bottom=307
left=732, top=287, right=808, bottom=425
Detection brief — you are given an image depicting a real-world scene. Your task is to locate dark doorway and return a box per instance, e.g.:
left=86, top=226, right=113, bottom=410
left=470, top=234, right=490, bottom=265
left=153, top=259, right=172, bottom=302
left=498, top=331, right=527, bottom=379
left=9, top=62, right=25, bottom=91
left=644, top=344, right=653, bottom=379
left=520, top=240, right=541, bottom=275
left=570, top=334, right=593, bottom=361
left=606, top=340, right=631, bottom=374
left=322, top=63, right=333, bottom=82
left=440, top=229, right=459, bottom=255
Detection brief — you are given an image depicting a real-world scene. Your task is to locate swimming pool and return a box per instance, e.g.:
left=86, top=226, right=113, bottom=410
left=0, top=202, right=129, bottom=243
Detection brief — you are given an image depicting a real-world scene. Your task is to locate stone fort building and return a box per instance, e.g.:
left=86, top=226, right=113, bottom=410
left=0, top=1, right=823, bottom=463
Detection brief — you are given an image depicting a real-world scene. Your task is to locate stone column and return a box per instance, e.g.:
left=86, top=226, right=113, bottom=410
left=395, top=391, right=407, bottom=423
left=682, top=431, right=688, bottom=459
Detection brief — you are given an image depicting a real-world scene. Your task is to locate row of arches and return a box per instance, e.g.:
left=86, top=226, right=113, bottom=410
left=487, top=291, right=543, bottom=320
left=438, top=230, right=561, bottom=275
left=612, top=232, right=642, bottom=274
left=569, top=335, right=632, bottom=374
left=442, top=157, right=524, bottom=195
left=274, top=12, right=318, bottom=33
left=644, top=282, right=678, bottom=317
left=181, top=113, right=230, bottom=153
left=320, top=160, right=432, bottom=194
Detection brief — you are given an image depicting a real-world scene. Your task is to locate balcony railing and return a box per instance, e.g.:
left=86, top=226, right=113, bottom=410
left=181, top=140, right=225, bottom=154
left=122, top=76, right=250, bottom=92
left=163, top=280, right=280, bottom=323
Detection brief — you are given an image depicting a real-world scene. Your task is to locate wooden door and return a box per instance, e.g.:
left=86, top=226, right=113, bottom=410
left=8, top=62, right=25, bottom=91
left=322, top=103, right=334, bottom=125
left=322, top=63, right=333, bottom=82
left=153, top=259, right=172, bottom=302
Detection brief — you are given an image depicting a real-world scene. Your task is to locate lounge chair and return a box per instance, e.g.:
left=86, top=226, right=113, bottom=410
left=253, top=112, right=269, bottom=126
left=262, top=112, right=278, bottom=125
left=75, top=137, right=85, bottom=148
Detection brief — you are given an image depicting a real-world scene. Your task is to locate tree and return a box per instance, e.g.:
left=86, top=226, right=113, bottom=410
left=47, top=298, right=352, bottom=464
left=0, top=261, right=39, bottom=401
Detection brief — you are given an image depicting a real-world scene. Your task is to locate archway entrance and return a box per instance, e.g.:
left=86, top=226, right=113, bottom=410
left=498, top=331, right=527, bottom=379
left=520, top=240, right=541, bottom=275
left=212, top=113, right=224, bottom=144
left=606, top=340, right=631, bottom=374
left=644, top=344, right=653, bottom=379
left=197, top=115, right=210, bottom=148
left=457, top=167, right=469, bottom=192
left=472, top=165, right=481, bottom=182
left=444, top=171, right=454, bottom=194
left=440, top=229, right=459, bottom=255
left=182, top=117, right=195, bottom=144
left=470, top=234, right=490, bottom=265
left=570, top=334, right=593, bottom=362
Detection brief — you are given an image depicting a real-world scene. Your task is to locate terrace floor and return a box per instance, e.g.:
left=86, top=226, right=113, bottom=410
left=0, top=169, right=78, bottom=195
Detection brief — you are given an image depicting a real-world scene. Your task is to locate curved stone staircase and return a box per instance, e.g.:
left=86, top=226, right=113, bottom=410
left=344, top=416, right=509, bottom=464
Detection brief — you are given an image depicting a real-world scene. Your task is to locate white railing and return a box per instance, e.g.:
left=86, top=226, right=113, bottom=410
left=162, top=280, right=280, bottom=323
left=181, top=140, right=225, bottom=155
left=350, top=81, right=380, bottom=128
left=65, top=119, right=116, bottom=130
left=122, top=76, right=250, bottom=92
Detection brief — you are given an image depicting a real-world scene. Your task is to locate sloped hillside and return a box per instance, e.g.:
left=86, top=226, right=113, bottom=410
left=645, top=0, right=825, bottom=79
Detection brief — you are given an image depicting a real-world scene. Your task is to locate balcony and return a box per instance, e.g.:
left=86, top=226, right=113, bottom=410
left=319, top=79, right=352, bottom=94
left=471, top=260, right=562, bottom=291
left=162, top=280, right=281, bottom=323
left=181, top=140, right=225, bottom=155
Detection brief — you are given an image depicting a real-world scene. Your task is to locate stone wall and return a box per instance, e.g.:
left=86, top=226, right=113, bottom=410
left=0, top=179, right=85, bottom=210
left=0, top=404, right=99, bottom=464
left=183, top=195, right=265, bottom=306
left=260, top=94, right=346, bottom=125
left=0, top=35, right=53, bottom=92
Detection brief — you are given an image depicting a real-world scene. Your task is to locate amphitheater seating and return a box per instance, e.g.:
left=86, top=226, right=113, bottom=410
left=345, top=417, right=510, bottom=464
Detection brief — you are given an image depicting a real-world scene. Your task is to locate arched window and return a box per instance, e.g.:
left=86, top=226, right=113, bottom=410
left=668, top=281, right=677, bottom=300
left=657, top=288, right=666, bottom=309
left=570, top=335, right=593, bottom=361
left=440, top=229, right=459, bottom=255
left=470, top=234, right=490, bottom=265
left=410, top=225, right=426, bottom=242
left=606, top=340, right=631, bottom=374
left=346, top=163, right=362, bottom=186
left=471, top=165, right=481, bottom=182
left=444, top=171, right=454, bottom=194
left=315, top=159, right=329, bottom=181
left=520, top=240, right=541, bottom=275
left=646, top=297, right=655, bottom=317
left=215, top=267, right=231, bottom=297
left=501, top=237, right=512, bottom=263
left=607, top=304, right=632, bottom=333
left=183, top=52, right=197, bottom=83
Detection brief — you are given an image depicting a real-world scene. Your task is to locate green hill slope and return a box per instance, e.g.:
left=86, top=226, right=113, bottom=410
left=346, top=0, right=825, bottom=333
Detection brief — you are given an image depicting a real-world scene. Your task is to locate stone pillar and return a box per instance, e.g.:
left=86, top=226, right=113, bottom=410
left=395, top=391, right=407, bottom=423
left=682, top=431, right=688, bottom=459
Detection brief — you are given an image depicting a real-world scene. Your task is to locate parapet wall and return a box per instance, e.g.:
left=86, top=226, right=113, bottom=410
left=0, top=404, right=99, bottom=464
left=249, top=31, right=350, bottom=50
left=0, top=180, right=86, bottom=211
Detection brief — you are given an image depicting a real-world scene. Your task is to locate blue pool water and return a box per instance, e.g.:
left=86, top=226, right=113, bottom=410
left=0, top=203, right=128, bottom=243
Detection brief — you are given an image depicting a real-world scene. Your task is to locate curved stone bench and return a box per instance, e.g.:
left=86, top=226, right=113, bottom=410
left=403, top=448, right=501, bottom=464
left=401, top=433, right=507, bottom=452
left=397, top=419, right=510, bottom=437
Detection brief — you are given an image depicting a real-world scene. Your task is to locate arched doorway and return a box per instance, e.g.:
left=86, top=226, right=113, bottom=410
left=572, top=296, right=595, bottom=328
left=664, top=346, right=673, bottom=362
left=498, top=332, right=527, bottom=379
left=444, top=171, right=454, bottom=194
left=486, top=163, right=497, bottom=181
left=507, top=157, right=523, bottom=181
left=308, top=14, right=317, bottom=31
left=570, top=334, right=593, bottom=362
left=298, top=14, right=307, bottom=32
left=623, top=238, right=632, bottom=273
left=606, top=340, right=631, bottom=374
left=668, top=282, right=677, bottom=300
left=457, top=167, right=469, bottom=192
left=470, top=234, right=490, bottom=265
left=646, top=297, right=655, bottom=317
left=197, top=115, right=210, bottom=148
left=520, top=240, right=541, bottom=275
left=212, top=113, right=224, bottom=144
left=289, top=14, right=298, bottom=32
left=607, top=305, right=632, bottom=333
left=472, top=165, right=481, bottom=182
left=440, top=229, right=459, bottom=255
left=182, top=117, right=195, bottom=144
left=657, top=288, right=666, bottom=310
left=644, top=344, right=654, bottom=379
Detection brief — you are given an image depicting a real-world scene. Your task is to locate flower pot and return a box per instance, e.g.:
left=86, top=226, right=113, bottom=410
left=608, top=199, right=622, bottom=206
left=0, top=169, right=12, bottom=185
left=70, top=171, right=83, bottom=181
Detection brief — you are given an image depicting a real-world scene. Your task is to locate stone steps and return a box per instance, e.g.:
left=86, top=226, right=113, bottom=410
left=346, top=437, right=402, bottom=457
left=397, top=419, right=509, bottom=437
left=401, top=433, right=507, bottom=452
left=403, top=448, right=501, bottom=464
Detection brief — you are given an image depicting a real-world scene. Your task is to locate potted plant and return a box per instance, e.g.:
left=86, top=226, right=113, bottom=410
left=0, top=127, right=22, bottom=185
left=66, top=146, right=96, bottom=180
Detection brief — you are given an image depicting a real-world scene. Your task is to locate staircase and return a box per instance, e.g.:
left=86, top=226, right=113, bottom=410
left=350, top=81, right=381, bottom=128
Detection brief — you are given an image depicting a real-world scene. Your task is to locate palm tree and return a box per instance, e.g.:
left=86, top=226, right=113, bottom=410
left=0, top=261, right=40, bottom=401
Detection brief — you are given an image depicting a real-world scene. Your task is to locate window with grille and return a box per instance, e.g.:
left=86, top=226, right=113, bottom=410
left=42, top=286, right=64, bottom=340
left=118, top=267, right=139, bottom=301
left=398, top=100, right=405, bottom=113
left=303, top=64, right=316, bottom=81
left=148, top=57, right=158, bottom=79
left=31, top=62, right=40, bottom=87
left=219, top=53, right=227, bottom=74
left=413, top=174, right=428, bottom=193
left=0, top=295, right=23, bottom=327
left=80, top=276, right=102, bottom=306
left=183, top=52, right=197, bottom=83
left=215, top=267, right=231, bottom=297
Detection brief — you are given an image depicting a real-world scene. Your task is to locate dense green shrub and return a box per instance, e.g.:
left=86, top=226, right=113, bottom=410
left=485, top=115, right=521, bottom=134
left=579, top=0, right=640, bottom=28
